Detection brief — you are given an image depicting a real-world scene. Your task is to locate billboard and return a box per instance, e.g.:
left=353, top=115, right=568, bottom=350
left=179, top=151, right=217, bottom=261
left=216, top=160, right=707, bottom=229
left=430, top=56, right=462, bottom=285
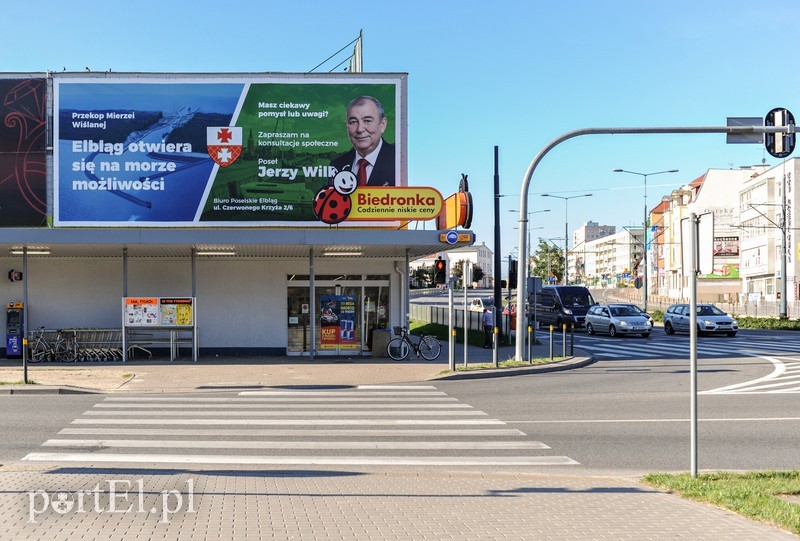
left=0, top=78, right=47, bottom=227
left=54, top=74, right=409, bottom=226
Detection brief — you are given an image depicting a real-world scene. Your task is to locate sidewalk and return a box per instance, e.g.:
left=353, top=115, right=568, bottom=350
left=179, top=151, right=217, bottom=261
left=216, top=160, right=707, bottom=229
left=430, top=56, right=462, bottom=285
left=0, top=338, right=590, bottom=394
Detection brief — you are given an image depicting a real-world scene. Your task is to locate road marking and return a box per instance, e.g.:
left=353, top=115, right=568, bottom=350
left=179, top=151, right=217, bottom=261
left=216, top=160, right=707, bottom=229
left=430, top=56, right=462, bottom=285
left=80, top=410, right=488, bottom=417
left=101, top=396, right=460, bottom=403
left=356, top=385, right=438, bottom=389
left=59, top=428, right=529, bottom=437
left=700, top=355, right=793, bottom=394
left=93, top=403, right=474, bottom=409
left=239, top=391, right=448, bottom=396
left=509, top=417, right=800, bottom=424
left=22, top=452, right=579, bottom=466
left=71, top=419, right=508, bottom=426
left=42, top=439, right=550, bottom=450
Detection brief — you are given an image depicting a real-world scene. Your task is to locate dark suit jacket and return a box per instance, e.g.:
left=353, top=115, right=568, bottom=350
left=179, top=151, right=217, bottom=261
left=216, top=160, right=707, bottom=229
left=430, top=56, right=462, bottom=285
left=330, top=140, right=396, bottom=186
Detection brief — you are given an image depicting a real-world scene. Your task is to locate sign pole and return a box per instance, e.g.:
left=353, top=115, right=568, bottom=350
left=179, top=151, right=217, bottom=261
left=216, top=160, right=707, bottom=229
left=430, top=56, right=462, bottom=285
left=689, top=212, right=699, bottom=478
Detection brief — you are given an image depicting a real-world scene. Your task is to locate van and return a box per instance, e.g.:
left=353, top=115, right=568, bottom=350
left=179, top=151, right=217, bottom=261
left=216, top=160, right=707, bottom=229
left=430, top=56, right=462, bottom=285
left=532, top=286, right=596, bottom=330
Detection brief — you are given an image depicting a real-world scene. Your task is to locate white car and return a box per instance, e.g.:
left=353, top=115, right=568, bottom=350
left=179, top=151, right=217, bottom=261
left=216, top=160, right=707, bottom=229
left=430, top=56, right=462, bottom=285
left=663, top=303, right=738, bottom=336
left=585, top=304, right=652, bottom=337
left=468, top=298, right=494, bottom=312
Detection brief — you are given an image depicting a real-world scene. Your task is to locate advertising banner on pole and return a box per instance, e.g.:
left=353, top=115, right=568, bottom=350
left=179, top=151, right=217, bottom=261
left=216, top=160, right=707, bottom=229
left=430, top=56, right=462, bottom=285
left=54, top=74, right=410, bottom=227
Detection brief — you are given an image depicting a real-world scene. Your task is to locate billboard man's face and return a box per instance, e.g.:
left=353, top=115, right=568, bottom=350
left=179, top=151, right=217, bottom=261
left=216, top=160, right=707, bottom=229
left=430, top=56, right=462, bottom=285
left=346, top=100, right=387, bottom=157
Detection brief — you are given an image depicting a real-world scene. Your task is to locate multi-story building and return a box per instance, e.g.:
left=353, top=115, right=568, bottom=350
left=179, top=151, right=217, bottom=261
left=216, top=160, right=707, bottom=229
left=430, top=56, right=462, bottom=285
left=576, top=228, right=643, bottom=287
left=739, top=158, right=800, bottom=303
left=654, top=166, right=768, bottom=302
left=570, top=222, right=615, bottom=283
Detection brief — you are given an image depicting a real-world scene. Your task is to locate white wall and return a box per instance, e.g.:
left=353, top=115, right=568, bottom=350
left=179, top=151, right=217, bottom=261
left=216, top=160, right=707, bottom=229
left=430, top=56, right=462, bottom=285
left=0, top=256, right=401, bottom=352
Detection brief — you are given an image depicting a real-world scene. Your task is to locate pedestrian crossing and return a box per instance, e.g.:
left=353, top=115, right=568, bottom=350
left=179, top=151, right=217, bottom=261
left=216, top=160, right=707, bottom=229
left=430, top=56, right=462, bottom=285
left=22, top=385, right=579, bottom=467
left=552, top=332, right=800, bottom=361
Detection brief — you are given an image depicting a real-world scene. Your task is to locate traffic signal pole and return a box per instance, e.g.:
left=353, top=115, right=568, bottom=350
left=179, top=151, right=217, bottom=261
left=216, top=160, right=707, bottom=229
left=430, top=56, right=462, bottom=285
left=513, top=121, right=795, bottom=363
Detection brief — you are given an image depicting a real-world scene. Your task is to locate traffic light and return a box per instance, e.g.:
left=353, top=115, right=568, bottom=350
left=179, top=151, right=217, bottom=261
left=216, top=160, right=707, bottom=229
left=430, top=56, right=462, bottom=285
left=765, top=107, right=796, bottom=159
left=434, top=257, right=446, bottom=284
left=509, top=259, right=518, bottom=287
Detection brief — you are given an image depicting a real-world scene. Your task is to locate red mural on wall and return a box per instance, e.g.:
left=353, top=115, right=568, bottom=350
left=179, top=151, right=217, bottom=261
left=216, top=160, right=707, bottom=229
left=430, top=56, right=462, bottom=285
left=0, top=78, right=47, bottom=226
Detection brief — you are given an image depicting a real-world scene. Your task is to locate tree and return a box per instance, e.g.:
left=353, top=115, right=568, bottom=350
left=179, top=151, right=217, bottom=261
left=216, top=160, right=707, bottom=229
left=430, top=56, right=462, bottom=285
left=471, top=265, right=484, bottom=285
left=531, top=239, right=564, bottom=284
left=413, top=266, right=433, bottom=288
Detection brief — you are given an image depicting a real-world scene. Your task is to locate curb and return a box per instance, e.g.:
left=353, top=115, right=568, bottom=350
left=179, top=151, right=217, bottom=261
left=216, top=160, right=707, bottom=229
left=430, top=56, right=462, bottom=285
left=430, top=354, right=596, bottom=380
left=0, top=385, right=106, bottom=395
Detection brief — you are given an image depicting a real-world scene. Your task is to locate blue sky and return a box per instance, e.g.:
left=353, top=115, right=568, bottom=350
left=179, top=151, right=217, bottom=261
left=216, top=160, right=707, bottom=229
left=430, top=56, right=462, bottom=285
left=4, top=0, right=799, bottom=275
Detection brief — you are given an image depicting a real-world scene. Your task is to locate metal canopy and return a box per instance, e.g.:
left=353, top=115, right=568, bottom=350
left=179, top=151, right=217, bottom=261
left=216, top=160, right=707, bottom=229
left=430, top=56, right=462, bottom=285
left=0, top=228, right=474, bottom=260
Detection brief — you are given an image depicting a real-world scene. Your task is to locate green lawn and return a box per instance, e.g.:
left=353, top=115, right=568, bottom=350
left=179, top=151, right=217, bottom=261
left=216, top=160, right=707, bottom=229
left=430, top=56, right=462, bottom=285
left=644, top=471, right=800, bottom=535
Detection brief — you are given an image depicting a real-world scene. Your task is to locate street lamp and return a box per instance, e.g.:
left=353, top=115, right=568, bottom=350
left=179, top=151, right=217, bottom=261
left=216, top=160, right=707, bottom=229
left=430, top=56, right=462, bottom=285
left=541, top=193, right=593, bottom=285
left=613, top=168, right=679, bottom=311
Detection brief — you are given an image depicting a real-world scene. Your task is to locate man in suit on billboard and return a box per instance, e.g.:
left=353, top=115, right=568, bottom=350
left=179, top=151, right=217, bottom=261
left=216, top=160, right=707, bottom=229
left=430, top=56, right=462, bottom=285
left=330, top=96, right=395, bottom=186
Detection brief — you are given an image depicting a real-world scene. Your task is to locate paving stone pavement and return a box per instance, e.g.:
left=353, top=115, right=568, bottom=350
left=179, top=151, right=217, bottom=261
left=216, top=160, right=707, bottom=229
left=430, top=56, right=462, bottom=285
left=0, top=469, right=795, bottom=540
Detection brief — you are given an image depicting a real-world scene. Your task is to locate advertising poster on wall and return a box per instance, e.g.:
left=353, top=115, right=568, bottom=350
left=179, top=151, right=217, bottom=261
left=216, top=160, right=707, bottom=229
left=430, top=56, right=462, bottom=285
left=0, top=78, right=47, bottom=226
left=703, top=237, right=740, bottom=279
left=124, top=298, right=159, bottom=326
left=159, top=298, right=194, bottom=326
left=337, top=295, right=358, bottom=350
left=319, top=294, right=357, bottom=350
left=54, top=75, right=408, bottom=227
left=319, top=295, right=340, bottom=350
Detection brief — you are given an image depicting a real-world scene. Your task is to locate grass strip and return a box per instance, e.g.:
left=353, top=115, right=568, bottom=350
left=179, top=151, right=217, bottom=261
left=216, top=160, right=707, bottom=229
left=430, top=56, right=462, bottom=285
left=644, top=471, right=800, bottom=535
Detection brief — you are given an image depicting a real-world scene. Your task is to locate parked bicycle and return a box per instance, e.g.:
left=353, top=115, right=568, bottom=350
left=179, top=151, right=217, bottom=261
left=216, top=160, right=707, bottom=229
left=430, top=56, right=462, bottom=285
left=28, top=327, right=80, bottom=363
left=387, top=326, right=441, bottom=361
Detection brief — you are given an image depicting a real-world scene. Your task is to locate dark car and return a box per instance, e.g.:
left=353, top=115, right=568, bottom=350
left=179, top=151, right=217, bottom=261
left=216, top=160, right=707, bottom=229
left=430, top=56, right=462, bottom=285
left=663, top=303, right=738, bottom=336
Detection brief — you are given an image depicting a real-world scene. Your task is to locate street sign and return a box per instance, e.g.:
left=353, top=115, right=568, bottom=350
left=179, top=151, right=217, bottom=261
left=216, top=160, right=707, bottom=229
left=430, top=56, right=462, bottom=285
left=439, top=231, right=473, bottom=244
left=765, top=108, right=796, bottom=158
left=726, top=117, right=763, bottom=144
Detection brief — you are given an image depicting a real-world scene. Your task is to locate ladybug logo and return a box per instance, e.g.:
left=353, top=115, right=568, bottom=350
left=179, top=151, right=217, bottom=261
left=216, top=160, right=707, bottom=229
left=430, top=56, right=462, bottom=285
left=332, top=168, right=358, bottom=195
left=313, top=186, right=352, bottom=224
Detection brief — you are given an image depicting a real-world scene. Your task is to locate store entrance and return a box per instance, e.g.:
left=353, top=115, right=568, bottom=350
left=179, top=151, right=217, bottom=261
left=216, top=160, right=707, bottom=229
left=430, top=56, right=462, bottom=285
left=286, top=276, right=390, bottom=356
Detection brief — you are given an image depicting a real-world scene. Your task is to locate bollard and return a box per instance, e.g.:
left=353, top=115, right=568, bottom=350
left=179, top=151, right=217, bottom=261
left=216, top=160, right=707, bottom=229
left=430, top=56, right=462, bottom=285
left=527, top=325, right=532, bottom=364
left=562, top=324, right=567, bottom=357
left=549, top=325, right=554, bottom=360
left=570, top=323, right=574, bottom=356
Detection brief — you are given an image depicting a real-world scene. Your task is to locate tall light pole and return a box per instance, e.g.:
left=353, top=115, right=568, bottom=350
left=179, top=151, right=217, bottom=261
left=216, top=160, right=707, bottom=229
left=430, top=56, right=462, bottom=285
left=541, top=193, right=593, bottom=285
left=613, top=168, right=678, bottom=311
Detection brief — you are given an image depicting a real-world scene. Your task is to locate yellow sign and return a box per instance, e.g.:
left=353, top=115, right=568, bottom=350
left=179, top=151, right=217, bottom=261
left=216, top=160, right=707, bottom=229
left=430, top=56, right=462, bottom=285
left=347, top=187, right=443, bottom=221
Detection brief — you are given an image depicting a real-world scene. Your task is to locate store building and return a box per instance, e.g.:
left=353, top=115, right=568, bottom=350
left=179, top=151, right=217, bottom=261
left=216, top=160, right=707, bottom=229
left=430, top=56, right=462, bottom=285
left=0, top=72, right=475, bottom=358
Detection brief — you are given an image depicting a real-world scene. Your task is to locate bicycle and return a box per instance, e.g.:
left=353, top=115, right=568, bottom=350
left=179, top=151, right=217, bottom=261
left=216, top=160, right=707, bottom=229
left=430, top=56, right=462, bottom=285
left=27, top=327, right=80, bottom=363
left=387, top=326, right=441, bottom=361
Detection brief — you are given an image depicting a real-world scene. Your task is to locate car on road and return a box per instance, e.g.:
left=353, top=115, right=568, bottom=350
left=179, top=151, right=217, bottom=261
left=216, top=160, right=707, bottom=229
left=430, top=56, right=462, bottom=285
left=663, top=303, right=738, bottom=336
left=585, top=303, right=653, bottom=337
left=468, top=298, right=494, bottom=312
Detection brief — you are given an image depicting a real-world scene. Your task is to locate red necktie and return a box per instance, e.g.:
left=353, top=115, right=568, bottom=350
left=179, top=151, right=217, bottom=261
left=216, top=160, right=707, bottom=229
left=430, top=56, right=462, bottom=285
left=357, top=158, right=369, bottom=186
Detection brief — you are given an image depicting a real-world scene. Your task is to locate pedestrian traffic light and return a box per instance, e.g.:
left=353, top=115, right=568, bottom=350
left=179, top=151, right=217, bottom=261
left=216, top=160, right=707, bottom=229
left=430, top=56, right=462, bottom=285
left=434, top=258, right=446, bottom=284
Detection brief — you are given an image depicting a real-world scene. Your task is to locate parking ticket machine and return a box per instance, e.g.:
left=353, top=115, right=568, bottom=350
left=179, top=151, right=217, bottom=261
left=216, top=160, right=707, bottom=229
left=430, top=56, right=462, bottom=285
left=6, top=302, right=23, bottom=358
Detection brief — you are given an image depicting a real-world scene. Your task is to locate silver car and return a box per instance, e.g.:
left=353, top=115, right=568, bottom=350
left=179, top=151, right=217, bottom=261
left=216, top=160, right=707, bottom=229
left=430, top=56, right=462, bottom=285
left=585, top=303, right=652, bottom=337
left=663, top=303, right=738, bottom=336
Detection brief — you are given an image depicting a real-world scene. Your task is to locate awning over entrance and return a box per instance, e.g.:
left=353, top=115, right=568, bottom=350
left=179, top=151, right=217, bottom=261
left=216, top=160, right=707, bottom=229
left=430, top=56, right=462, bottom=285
left=0, top=228, right=475, bottom=259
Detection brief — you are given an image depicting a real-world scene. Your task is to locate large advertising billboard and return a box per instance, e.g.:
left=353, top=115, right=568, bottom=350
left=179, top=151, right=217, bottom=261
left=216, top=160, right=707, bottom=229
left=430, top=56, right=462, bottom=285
left=54, top=75, right=413, bottom=226
left=0, top=78, right=47, bottom=227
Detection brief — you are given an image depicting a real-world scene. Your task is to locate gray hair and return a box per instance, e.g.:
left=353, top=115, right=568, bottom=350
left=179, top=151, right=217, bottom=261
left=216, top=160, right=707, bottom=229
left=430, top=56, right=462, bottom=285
left=347, top=96, right=385, bottom=119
